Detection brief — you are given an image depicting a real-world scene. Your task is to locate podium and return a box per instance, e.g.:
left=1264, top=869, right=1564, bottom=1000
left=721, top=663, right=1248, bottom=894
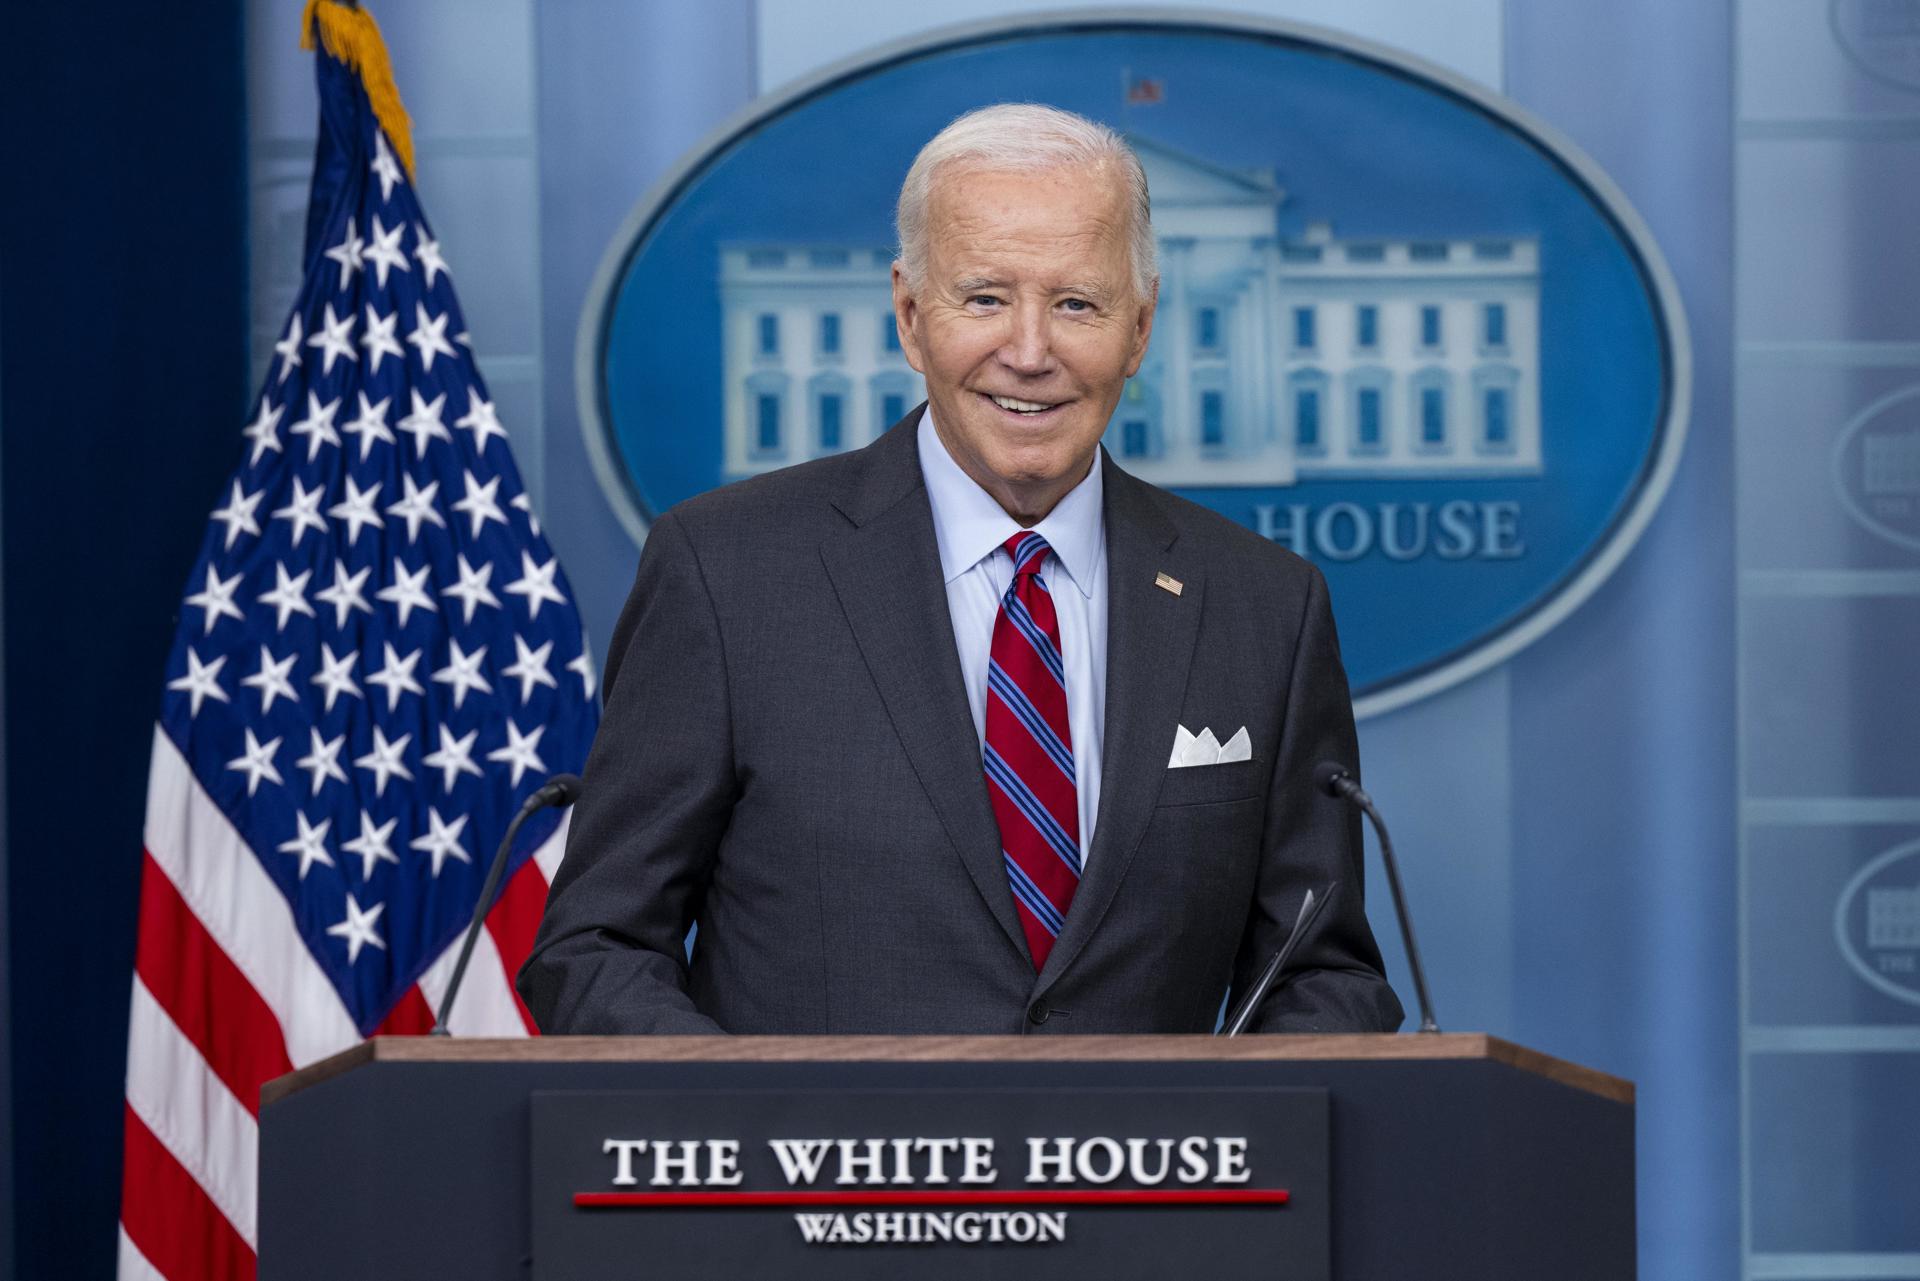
left=259, top=1034, right=1633, bottom=1279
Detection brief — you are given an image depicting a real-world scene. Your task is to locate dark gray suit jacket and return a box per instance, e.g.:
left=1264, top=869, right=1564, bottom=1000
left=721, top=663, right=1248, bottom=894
left=519, top=415, right=1403, bottom=1035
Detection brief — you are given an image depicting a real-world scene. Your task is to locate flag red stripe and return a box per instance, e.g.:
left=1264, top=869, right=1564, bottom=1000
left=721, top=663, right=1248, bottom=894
left=134, top=851, right=293, bottom=1117
left=483, top=859, right=548, bottom=1034
left=375, top=984, right=437, bottom=1035
left=120, top=1105, right=256, bottom=1281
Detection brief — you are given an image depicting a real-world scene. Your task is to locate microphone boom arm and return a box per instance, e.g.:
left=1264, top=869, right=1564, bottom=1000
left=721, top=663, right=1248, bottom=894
left=1315, top=762, right=1439, bottom=1033
left=430, top=774, right=582, bottom=1037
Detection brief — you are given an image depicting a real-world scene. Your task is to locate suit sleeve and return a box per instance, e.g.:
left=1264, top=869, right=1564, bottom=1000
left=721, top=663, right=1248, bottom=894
left=516, top=511, right=733, bottom=1033
left=1228, top=563, right=1406, bottom=1033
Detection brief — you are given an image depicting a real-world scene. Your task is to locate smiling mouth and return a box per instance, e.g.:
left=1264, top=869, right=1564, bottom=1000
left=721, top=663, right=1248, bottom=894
left=982, top=392, right=1067, bottom=418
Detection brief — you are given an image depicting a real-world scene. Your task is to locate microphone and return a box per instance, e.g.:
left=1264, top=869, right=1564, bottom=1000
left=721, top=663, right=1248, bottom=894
left=430, top=774, right=584, bottom=1036
left=1314, top=762, right=1440, bottom=1033
left=1220, top=882, right=1336, bottom=1036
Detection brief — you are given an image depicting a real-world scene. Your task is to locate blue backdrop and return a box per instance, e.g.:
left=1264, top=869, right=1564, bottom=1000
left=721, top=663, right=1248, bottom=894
left=0, top=2, right=1802, bottom=1278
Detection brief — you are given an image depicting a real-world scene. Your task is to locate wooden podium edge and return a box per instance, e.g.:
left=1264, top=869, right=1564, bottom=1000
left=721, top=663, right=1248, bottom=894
left=262, top=1033, right=1631, bottom=1109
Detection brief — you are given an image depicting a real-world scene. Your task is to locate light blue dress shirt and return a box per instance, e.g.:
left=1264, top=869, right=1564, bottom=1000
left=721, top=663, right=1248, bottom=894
left=917, top=408, right=1108, bottom=863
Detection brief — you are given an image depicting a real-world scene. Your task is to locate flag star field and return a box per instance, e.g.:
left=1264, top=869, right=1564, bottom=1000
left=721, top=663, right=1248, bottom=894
left=157, top=91, right=598, bottom=1037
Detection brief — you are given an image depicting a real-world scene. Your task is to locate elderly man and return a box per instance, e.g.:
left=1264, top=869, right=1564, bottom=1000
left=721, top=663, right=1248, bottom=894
left=519, top=104, right=1402, bottom=1035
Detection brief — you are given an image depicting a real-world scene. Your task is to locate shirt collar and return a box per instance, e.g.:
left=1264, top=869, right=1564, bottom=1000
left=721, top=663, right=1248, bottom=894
left=917, top=406, right=1103, bottom=598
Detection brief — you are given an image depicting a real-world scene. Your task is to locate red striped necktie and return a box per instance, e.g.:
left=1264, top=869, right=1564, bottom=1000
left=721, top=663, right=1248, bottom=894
left=983, top=531, right=1081, bottom=971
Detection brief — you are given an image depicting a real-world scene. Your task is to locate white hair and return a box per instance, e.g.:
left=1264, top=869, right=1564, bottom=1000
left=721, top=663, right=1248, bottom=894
left=895, top=103, right=1157, bottom=302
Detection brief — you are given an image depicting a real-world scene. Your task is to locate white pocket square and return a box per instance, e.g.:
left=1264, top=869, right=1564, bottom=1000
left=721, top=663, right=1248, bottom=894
left=1168, top=724, right=1252, bottom=768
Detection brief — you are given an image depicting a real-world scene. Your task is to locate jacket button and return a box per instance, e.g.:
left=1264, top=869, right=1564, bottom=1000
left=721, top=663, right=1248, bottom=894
left=1028, top=1000, right=1050, bottom=1025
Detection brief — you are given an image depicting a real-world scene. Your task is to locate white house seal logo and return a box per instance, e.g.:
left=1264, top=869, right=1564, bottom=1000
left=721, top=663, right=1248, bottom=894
left=580, top=12, right=1690, bottom=717
left=1835, top=837, right=1920, bottom=1008
left=1832, top=382, right=1920, bottom=553
left=1830, top=0, right=1920, bottom=93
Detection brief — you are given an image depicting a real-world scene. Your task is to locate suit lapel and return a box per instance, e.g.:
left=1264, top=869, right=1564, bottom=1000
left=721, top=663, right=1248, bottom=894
left=1037, top=455, right=1203, bottom=992
left=820, top=419, right=1031, bottom=965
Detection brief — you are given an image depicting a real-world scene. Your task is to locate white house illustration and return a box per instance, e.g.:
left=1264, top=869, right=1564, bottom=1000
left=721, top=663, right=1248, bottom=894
left=718, top=135, right=1542, bottom=486
left=1864, top=431, right=1920, bottom=496
left=1868, top=883, right=1920, bottom=949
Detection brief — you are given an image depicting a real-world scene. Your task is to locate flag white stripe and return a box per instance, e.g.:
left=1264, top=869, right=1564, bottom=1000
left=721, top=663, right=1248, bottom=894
left=531, top=809, right=568, bottom=883
left=416, top=915, right=527, bottom=1035
left=142, top=726, right=360, bottom=1066
left=117, top=1225, right=168, bottom=1281
left=124, top=976, right=259, bottom=1249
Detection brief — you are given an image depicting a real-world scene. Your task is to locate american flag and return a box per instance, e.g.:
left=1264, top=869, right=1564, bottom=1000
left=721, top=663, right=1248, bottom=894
left=117, top=10, right=598, bottom=1279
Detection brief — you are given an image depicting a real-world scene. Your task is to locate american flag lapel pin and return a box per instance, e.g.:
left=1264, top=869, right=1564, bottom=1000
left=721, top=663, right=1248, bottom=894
left=1155, top=571, right=1183, bottom=596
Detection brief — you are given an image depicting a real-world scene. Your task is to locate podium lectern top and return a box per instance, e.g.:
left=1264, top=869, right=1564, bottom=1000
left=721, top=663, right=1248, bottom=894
left=262, top=1031, right=1630, bottom=1108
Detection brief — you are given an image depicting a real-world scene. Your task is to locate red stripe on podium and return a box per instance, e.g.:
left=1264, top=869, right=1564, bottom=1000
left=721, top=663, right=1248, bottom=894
left=575, top=1188, right=1289, bottom=1208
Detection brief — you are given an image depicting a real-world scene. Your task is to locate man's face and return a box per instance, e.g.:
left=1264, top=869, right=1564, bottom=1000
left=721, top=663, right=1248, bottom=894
left=893, top=162, right=1156, bottom=523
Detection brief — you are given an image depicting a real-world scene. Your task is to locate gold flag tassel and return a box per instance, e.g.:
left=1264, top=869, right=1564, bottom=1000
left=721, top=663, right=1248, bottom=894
left=300, top=0, right=416, bottom=179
